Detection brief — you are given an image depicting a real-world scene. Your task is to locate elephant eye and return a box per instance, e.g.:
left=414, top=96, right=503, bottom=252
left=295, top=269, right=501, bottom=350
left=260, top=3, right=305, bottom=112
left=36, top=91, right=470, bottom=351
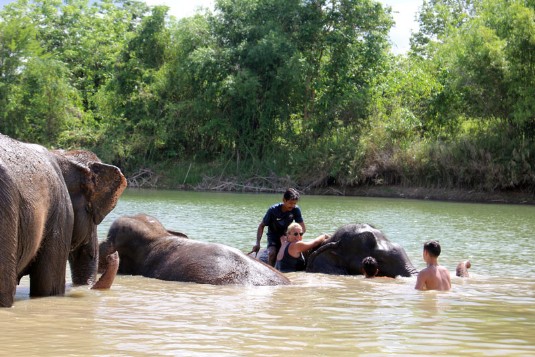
left=85, top=202, right=93, bottom=214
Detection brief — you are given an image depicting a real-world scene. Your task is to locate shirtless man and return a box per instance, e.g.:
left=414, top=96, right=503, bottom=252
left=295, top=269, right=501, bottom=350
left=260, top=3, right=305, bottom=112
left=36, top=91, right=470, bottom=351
left=415, top=240, right=451, bottom=291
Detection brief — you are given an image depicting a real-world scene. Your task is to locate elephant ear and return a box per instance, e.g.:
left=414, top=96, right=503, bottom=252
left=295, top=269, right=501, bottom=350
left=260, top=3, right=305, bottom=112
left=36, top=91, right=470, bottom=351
left=53, top=150, right=127, bottom=224
left=84, top=162, right=127, bottom=224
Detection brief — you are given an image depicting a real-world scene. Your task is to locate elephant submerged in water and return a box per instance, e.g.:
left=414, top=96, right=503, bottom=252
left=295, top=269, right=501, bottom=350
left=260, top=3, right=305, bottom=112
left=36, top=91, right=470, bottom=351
left=0, top=134, right=127, bottom=307
left=253, top=223, right=418, bottom=278
left=305, top=223, right=418, bottom=277
left=99, top=214, right=290, bottom=286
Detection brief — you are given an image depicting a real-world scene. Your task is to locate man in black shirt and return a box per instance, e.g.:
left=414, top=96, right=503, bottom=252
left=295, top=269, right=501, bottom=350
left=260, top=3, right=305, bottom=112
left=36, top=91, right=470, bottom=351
left=252, top=188, right=306, bottom=267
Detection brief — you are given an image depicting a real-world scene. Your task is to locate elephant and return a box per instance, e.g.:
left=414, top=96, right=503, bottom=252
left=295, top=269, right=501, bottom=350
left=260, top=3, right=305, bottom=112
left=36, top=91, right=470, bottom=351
left=305, top=223, right=418, bottom=277
left=0, top=134, right=127, bottom=307
left=98, top=214, right=291, bottom=286
left=252, top=224, right=417, bottom=277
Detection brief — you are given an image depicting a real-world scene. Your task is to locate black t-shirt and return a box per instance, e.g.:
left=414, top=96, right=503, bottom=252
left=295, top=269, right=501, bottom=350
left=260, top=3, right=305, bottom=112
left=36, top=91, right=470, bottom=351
left=262, top=203, right=303, bottom=248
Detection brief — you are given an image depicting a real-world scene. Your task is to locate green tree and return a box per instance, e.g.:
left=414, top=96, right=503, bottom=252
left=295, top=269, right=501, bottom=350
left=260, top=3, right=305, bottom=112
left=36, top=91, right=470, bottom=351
left=202, top=0, right=393, bottom=167
left=0, top=7, right=41, bottom=137
left=431, top=0, right=535, bottom=132
left=411, top=0, right=479, bottom=57
left=158, top=14, right=227, bottom=160
left=370, top=55, right=440, bottom=140
left=0, top=0, right=151, bottom=149
left=32, top=0, right=149, bottom=113
left=207, top=0, right=305, bottom=162
left=9, top=57, right=85, bottom=144
left=97, top=5, right=170, bottom=167
left=0, top=2, right=84, bottom=144
left=486, top=0, right=535, bottom=133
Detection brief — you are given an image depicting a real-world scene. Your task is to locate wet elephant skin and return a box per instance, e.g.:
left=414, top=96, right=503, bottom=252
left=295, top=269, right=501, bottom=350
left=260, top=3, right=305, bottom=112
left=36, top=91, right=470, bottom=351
left=0, top=134, right=126, bottom=307
left=306, top=223, right=418, bottom=278
left=99, top=214, right=290, bottom=286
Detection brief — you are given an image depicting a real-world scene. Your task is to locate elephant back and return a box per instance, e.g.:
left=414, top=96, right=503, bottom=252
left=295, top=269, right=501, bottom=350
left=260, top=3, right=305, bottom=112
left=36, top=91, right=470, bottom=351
left=306, top=223, right=378, bottom=274
left=101, top=214, right=289, bottom=286
left=0, top=135, right=73, bottom=272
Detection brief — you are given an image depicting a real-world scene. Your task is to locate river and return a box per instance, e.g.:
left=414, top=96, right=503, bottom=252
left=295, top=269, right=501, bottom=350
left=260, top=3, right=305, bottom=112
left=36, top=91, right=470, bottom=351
left=2, top=189, right=534, bottom=356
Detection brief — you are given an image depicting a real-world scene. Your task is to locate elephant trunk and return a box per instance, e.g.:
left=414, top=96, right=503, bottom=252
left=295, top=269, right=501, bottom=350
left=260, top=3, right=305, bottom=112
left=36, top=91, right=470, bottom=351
left=69, top=237, right=98, bottom=286
left=406, top=264, right=419, bottom=276
left=91, top=251, right=119, bottom=289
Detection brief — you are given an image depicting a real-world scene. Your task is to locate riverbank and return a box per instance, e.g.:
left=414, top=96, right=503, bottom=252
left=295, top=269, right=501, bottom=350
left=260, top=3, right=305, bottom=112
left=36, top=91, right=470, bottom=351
left=304, top=185, right=535, bottom=205
left=125, top=169, right=535, bottom=205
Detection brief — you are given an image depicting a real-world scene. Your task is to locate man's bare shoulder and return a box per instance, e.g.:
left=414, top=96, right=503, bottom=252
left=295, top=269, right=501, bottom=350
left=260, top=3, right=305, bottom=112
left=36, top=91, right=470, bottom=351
left=417, top=266, right=433, bottom=276
left=416, top=265, right=451, bottom=291
left=438, top=265, right=451, bottom=276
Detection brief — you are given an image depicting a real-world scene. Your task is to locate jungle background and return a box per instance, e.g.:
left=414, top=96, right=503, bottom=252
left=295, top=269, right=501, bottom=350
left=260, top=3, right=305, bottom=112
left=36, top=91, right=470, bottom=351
left=0, top=0, right=533, bottom=200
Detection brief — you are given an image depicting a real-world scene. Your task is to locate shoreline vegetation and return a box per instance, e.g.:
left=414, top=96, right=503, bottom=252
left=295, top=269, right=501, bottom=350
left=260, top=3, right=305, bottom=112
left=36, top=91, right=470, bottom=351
left=126, top=168, right=535, bottom=205
left=1, top=1, right=533, bottom=206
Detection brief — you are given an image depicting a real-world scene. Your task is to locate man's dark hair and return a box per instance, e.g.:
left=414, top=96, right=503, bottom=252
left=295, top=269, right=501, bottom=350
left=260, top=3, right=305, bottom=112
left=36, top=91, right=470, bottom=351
left=283, top=188, right=300, bottom=201
left=423, top=240, right=441, bottom=257
left=362, top=256, right=378, bottom=277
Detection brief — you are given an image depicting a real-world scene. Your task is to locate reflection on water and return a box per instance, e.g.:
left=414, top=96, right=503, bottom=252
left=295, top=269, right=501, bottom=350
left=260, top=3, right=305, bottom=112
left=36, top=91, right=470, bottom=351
left=3, top=190, right=535, bottom=356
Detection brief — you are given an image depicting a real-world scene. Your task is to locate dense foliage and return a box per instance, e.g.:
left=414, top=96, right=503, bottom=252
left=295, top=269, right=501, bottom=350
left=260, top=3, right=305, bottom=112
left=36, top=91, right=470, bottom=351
left=0, top=0, right=533, bottom=193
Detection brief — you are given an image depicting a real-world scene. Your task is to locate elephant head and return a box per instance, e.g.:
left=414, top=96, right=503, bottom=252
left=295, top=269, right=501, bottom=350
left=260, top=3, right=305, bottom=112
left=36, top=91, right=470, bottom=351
left=54, top=150, right=127, bottom=285
left=306, top=223, right=418, bottom=278
left=97, top=213, right=188, bottom=274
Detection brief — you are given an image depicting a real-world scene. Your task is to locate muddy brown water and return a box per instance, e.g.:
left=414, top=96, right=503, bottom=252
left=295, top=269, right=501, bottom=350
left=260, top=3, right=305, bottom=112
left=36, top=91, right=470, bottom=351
left=3, top=190, right=534, bottom=356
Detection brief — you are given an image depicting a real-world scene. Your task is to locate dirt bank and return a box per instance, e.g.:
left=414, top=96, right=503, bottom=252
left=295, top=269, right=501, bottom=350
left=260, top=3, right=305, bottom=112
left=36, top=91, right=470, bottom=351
left=127, top=170, right=535, bottom=205
left=306, top=185, right=535, bottom=205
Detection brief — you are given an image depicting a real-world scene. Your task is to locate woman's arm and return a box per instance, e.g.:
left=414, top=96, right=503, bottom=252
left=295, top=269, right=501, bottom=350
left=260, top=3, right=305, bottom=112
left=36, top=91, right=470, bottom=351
left=288, top=234, right=328, bottom=257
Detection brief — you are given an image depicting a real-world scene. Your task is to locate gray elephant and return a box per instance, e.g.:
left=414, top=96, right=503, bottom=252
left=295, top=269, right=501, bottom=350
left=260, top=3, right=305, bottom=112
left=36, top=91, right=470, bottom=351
left=0, top=134, right=127, bottom=307
left=306, top=223, right=418, bottom=277
left=99, top=214, right=290, bottom=286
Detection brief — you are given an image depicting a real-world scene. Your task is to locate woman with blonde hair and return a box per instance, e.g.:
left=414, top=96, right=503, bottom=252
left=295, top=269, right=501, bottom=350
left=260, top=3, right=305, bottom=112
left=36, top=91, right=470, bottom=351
left=275, top=222, right=328, bottom=273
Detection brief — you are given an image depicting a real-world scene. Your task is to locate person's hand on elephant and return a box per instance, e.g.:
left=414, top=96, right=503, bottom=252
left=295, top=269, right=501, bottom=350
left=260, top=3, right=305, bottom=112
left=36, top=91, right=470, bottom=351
left=251, top=242, right=261, bottom=256
left=319, top=233, right=330, bottom=243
